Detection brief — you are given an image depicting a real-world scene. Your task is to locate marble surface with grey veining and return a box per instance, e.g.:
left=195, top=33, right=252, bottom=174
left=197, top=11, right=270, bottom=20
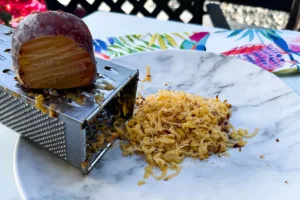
left=14, top=50, right=300, bottom=200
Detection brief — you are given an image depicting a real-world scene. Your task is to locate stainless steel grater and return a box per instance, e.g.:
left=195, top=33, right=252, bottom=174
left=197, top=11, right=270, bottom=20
left=0, top=27, right=139, bottom=174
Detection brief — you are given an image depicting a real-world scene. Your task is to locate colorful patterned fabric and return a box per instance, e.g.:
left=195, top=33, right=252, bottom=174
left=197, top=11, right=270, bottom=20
left=93, top=29, right=300, bottom=75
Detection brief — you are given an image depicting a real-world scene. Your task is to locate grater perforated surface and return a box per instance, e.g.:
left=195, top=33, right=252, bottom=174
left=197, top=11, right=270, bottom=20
left=0, top=90, right=67, bottom=159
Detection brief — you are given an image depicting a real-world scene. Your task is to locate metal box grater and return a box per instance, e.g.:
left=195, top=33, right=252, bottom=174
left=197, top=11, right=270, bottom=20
left=0, top=26, right=139, bottom=174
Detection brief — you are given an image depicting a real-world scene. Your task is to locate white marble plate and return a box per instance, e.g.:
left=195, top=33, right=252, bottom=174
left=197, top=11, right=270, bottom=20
left=14, top=50, right=300, bottom=200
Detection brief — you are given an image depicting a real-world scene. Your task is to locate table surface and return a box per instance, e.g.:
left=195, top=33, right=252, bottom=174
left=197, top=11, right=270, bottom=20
left=1, top=11, right=300, bottom=200
left=0, top=11, right=217, bottom=200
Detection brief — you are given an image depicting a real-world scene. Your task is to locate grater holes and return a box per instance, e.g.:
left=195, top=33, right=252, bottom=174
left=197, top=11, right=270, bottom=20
left=20, top=122, right=64, bottom=135
left=19, top=120, right=64, bottom=135
left=12, top=114, right=48, bottom=130
left=58, top=153, right=67, bottom=159
left=31, top=132, right=64, bottom=141
left=3, top=109, right=39, bottom=126
left=37, top=136, right=65, bottom=145
left=3, top=108, right=38, bottom=123
left=0, top=94, right=11, bottom=104
left=0, top=96, right=18, bottom=109
left=48, top=145, right=67, bottom=151
left=13, top=114, right=46, bottom=127
left=57, top=151, right=67, bottom=156
left=56, top=151, right=67, bottom=159
left=0, top=104, right=30, bottom=121
left=41, top=140, right=66, bottom=147
left=0, top=95, right=13, bottom=105
left=23, top=126, right=64, bottom=137
left=0, top=100, right=23, bottom=115
left=14, top=115, right=57, bottom=131
left=29, top=131, right=63, bottom=139
left=28, top=129, right=64, bottom=140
